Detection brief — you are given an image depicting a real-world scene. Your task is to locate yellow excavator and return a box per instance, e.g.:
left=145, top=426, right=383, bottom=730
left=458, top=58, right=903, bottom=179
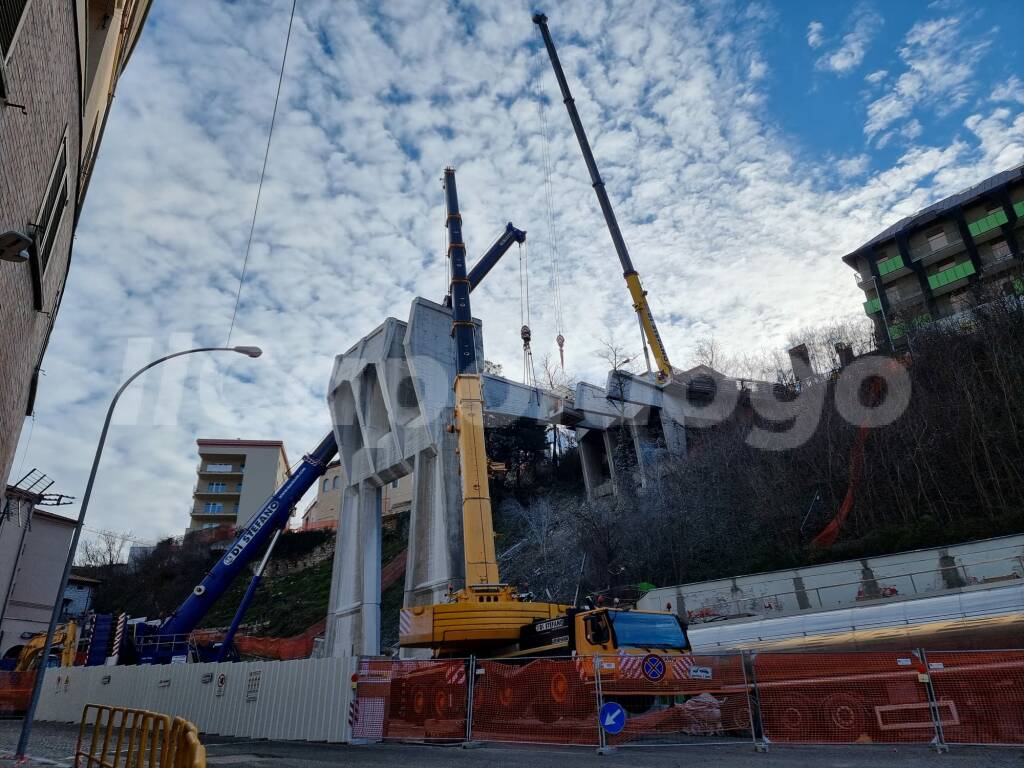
left=13, top=621, right=78, bottom=672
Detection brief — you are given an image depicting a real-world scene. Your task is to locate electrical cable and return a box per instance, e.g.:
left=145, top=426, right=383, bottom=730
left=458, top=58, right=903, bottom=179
left=225, top=0, right=298, bottom=346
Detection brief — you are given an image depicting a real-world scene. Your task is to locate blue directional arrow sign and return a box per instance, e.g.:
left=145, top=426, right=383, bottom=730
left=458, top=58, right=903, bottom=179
left=599, top=701, right=626, bottom=735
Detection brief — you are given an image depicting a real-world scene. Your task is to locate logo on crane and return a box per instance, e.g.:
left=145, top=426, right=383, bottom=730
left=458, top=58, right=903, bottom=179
left=223, top=499, right=280, bottom=566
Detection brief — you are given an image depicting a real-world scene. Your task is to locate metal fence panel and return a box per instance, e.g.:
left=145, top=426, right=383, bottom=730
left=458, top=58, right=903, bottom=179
left=754, top=651, right=937, bottom=744
left=595, top=653, right=754, bottom=747
left=351, top=657, right=468, bottom=742
left=925, top=650, right=1024, bottom=746
left=470, top=657, right=600, bottom=746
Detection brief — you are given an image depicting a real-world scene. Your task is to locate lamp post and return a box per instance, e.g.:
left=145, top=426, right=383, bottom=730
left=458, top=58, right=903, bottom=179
left=16, top=345, right=262, bottom=757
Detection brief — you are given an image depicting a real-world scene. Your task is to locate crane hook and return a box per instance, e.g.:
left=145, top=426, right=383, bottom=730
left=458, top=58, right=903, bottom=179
left=556, top=333, right=565, bottom=369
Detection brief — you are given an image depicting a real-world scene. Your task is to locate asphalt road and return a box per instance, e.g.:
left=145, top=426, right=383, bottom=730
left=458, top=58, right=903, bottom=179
left=2, top=720, right=1023, bottom=767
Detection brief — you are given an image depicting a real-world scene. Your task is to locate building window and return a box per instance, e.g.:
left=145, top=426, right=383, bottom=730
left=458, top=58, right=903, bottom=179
left=34, top=136, right=69, bottom=275
left=391, top=479, right=399, bottom=489
left=0, top=1, right=29, bottom=60
left=323, top=479, right=329, bottom=492
left=203, top=502, right=224, bottom=514
left=991, top=240, right=1012, bottom=263
left=332, top=476, right=340, bottom=489
left=232, top=503, right=239, bottom=514
left=235, top=482, right=243, bottom=491
left=926, top=226, right=948, bottom=252
left=206, top=463, right=233, bottom=473
left=207, top=482, right=226, bottom=492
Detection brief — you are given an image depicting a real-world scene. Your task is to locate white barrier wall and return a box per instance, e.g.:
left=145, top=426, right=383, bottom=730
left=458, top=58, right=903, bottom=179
left=34, top=656, right=357, bottom=743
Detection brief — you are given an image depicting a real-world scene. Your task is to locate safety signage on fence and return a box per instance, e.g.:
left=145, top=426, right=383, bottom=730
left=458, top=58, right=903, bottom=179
left=641, top=653, right=665, bottom=681
left=599, top=701, right=627, bottom=735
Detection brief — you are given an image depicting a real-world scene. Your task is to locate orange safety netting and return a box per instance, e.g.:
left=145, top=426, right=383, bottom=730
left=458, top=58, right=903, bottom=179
left=472, top=658, right=599, bottom=746
left=926, top=650, right=1024, bottom=745
left=755, top=651, right=935, bottom=744
left=598, top=653, right=754, bottom=745
left=0, top=670, right=36, bottom=716
left=352, top=658, right=468, bottom=742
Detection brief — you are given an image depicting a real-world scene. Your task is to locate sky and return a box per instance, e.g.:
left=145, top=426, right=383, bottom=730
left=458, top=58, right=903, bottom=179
left=12, top=0, right=1024, bottom=545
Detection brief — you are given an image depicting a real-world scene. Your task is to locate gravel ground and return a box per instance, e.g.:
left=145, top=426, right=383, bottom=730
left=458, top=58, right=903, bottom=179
left=2, top=719, right=1023, bottom=767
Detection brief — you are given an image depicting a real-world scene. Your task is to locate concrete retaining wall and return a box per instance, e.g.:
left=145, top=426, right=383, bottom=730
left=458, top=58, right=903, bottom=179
left=639, top=534, right=1024, bottom=621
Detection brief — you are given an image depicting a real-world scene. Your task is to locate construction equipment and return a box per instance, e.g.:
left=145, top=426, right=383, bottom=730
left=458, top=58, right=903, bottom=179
left=393, top=169, right=691, bottom=724
left=533, top=13, right=673, bottom=382
left=128, top=214, right=530, bottom=664
left=11, top=621, right=78, bottom=672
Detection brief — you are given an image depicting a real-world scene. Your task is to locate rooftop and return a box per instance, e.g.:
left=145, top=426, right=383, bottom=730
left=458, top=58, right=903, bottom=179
left=196, top=438, right=290, bottom=469
left=842, top=163, right=1024, bottom=265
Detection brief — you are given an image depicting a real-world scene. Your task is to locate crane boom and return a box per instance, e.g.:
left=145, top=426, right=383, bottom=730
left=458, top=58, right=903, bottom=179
left=443, top=167, right=501, bottom=586
left=139, top=431, right=338, bottom=662
left=532, top=13, right=673, bottom=381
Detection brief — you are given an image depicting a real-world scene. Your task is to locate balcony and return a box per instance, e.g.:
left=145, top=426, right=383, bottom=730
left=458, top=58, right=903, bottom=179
left=909, top=237, right=965, bottom=267
left=197, top=463, right=243, bottom=476
left=193, top=486, right=241, bottom=497
left=863, top=296, right=882, bottom=314
left=1014, top=201, right=1024, bottom=218
left=967, top=209, right=1008, bottom=239
left=928, top=261, right=976, bottom=294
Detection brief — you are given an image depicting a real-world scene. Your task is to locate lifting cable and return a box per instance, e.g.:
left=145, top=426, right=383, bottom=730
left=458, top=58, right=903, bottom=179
left=225, top=0, right=298, bottom=347
left=538, top=85, right=566, bottom=370
left=519, top=241, right=536, bottom=387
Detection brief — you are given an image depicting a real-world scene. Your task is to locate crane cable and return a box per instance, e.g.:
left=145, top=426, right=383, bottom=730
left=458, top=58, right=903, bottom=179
left=538, top=86, right=566, bottom=370
left=225, top=0, right=298, bottom=347
left=519, top=241, right=536, bottom=387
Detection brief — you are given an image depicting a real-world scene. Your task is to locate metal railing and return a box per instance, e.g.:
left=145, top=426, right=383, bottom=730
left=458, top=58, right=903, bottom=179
left=674, top=553, right=1024, bottom=624
left=75, top=704, right=205, bottom=767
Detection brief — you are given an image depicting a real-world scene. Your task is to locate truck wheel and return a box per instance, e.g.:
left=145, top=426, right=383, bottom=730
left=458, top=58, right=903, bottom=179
left=409, top=685, right=428, bottom=725
left=534, top=670, right=574, bottom=723
left=822, top=693, right=868, bottom=739
left=763, top=693, right=816, bottom=740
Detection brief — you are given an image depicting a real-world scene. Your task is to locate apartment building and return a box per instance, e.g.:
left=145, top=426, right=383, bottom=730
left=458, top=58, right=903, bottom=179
left=0, top=1, right=151, bottom=490
left=844, top=165, right=1024, bottom=343
left=189, top=439, right=290, bottom=532
left=300, top=463, right=412, bottom=530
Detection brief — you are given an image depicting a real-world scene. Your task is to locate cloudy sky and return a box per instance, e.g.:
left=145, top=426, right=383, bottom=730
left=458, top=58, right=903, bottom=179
left=13, top=0, right=1024, bottom=544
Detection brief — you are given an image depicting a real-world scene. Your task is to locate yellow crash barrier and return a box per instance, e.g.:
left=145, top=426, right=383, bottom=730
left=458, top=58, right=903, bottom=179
left=75, top=704, right=206, bottom=768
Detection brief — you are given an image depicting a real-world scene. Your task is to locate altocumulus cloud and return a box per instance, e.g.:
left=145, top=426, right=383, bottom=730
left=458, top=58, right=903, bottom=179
left=14, top=0, right=1024, bottom=543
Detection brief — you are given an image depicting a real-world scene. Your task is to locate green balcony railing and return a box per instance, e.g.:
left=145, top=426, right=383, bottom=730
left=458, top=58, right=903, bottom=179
left=967, top=209, right=1008, bottom=237
left=1014, top=201, right=1024, bottom=219
left=864, top=296, right=882, bottom=314
left=876, top=254, right=904, bottom=276
left=928, top=261, right=976, bottom=289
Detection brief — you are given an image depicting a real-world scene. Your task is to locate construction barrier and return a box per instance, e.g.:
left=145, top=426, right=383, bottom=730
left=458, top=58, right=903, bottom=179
left=0, top=670, right=36, bottom=716
left=472, top=658, right=599, bottom=746
left=353, top=650, right=1024, bottom=751
left=34, top=656, right=356, bottom=743
left=598, top=653, right=754, bottom=747
left=925, top=650, right=1024, bottom=745
left=754, top=651, right=939, bottom=744
left=75, top=704, right=205, bottom=768
left=350, top=657, right=468, bottom=742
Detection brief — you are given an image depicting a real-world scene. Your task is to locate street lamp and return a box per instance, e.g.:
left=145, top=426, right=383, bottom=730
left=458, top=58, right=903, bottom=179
left=16, top=345, right=262, bottom=757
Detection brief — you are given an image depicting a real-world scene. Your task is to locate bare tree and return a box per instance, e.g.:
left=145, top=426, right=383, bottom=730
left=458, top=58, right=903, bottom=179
left=597, top=334, right=638, bottom=374
left=77, top=530, right=133, bottom=567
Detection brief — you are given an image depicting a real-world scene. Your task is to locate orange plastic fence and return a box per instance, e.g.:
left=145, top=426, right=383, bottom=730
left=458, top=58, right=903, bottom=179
left=598, top=653, right=753, bottom=746
left=926, top=650, right=1024, bottom=745
left=351, top=658, right=468, bottom=742
left=755, top=651, right=937, bottom=744
left=0, top=670, right=35, bottom=716
left=472, top=658, right=599, bottom=746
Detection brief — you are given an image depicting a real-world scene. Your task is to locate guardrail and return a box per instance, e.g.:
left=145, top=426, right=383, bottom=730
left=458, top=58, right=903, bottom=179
left=75, top=704, right=206, bottom=768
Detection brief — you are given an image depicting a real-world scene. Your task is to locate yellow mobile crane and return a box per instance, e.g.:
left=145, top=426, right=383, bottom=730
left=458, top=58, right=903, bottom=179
left=393, top=170, right=693, bottom=725
left=533, top=12, right=674, bottom=382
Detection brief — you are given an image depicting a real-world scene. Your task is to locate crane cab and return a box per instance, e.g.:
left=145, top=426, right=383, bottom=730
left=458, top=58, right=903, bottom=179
left=574, top=608, right=690, bottom=657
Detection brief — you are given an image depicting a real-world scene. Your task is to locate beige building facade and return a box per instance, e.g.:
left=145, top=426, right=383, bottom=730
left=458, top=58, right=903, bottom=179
left=300, top=463, right=411, bottom=530
left=189, top=439, right=290, bottom=532
left=0, top=0, right=151, bottom=492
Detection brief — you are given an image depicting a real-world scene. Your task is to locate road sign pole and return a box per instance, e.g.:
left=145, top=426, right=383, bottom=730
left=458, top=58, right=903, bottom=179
left=594, top=654, right=607, bottom=753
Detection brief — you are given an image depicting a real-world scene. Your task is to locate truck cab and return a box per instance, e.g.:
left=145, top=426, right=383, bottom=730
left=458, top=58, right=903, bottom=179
left=575, top=608, right=690, bottom=656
